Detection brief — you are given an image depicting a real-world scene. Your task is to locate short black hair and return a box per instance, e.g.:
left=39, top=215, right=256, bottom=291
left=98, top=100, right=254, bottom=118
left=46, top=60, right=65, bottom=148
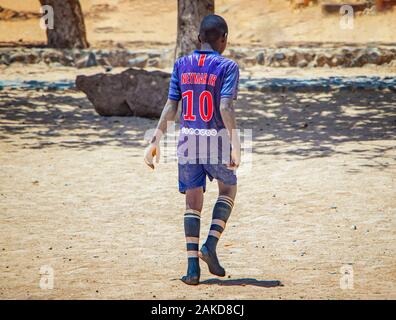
left=199, top=14, right=228, bottom=46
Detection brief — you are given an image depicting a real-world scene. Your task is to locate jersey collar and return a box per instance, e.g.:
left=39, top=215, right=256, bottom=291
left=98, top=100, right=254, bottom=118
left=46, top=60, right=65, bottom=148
left=194, top=50, right=220, bottom=56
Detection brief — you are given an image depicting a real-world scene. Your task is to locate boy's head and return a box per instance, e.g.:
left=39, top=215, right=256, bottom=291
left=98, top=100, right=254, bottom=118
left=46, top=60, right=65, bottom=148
left=198, top=14, right=228, bottom=54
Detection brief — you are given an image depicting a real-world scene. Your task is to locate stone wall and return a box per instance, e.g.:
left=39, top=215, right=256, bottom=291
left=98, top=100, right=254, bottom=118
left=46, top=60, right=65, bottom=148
left=1, top=46, right=396, bottom=69
left=2, top=75, right=395, bottom=94
left=0, top=48, right=174, bottom=69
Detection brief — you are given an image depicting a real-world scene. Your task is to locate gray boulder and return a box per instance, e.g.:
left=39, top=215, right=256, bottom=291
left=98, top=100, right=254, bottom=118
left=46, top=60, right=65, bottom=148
left=42, top=50, right=64, bottom=64
left=314, top=52, right=333, bottom=67
left=76, top=52, right=98, bottom=68
left=128, top=55, right=149, bottom=68
left=9, top=52, right=27, bottom=63
left=0, top=53, right=10, bottom=65
left=76, top=68, right=170, bottom=118
left=256, top=51, right=265, bottom=65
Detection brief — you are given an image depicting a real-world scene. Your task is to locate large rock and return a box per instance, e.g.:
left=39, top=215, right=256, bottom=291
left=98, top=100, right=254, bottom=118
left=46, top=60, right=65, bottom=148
left=76, top=68, right=170, bottom=117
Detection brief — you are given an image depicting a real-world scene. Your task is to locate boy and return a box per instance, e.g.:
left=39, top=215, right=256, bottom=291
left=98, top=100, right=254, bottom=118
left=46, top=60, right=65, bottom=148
left=144, top=14, right=240, bottom=285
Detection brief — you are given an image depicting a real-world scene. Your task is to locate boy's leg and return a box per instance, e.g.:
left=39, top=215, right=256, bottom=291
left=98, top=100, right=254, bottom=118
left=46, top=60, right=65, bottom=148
left=182, top=186, right=204, bottom=285
left=200, top=180, right=236, bottom=277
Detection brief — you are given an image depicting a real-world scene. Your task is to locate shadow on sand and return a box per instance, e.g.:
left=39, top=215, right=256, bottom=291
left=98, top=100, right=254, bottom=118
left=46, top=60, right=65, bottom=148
left=1, top=89, right=395, bottom=170
left=200, top=278, right=282, bottom=287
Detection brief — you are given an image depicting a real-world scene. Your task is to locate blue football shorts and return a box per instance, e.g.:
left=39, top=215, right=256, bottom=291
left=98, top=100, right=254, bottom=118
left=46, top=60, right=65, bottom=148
left=178, top=161, right=237, bottom=193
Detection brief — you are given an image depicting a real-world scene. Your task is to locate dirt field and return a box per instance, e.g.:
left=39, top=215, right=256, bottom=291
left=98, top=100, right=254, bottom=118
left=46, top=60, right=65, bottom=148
left=0, top=87, right=395, bottom=299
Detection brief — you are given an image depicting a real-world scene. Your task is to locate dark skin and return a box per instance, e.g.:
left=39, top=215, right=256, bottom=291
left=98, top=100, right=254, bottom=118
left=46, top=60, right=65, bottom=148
left=198, top=32, right=228, bottom=54
left=144, top=32, right=240, bottom=211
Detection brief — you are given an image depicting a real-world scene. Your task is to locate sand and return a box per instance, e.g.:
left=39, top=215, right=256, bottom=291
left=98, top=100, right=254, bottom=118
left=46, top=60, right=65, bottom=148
left=0, top=87, right=395, bottom=299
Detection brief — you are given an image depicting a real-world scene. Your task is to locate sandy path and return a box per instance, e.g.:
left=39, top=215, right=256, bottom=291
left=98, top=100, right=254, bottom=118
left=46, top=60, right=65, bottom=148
left=0, top=88, right=395, bottom=299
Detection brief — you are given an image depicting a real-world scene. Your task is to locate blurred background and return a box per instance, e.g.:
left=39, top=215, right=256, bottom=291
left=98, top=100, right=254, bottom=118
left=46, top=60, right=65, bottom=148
left=1, top=0, right=395, bottom=48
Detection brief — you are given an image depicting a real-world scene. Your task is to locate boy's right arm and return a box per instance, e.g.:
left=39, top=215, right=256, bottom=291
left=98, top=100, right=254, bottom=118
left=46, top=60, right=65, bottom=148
left=144, top=98, right=179, bottom=169
left=144, top=58, right=181, bottom=169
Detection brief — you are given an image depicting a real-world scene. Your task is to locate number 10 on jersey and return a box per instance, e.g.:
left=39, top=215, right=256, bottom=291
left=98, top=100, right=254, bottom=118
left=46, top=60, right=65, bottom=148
left=182, top=90, right=214, bottom=122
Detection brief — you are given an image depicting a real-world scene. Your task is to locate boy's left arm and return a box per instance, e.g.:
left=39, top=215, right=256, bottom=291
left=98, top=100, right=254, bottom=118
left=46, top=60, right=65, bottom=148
left=220, top=61, right=241, bottom=169
left=220, top=98, right=241, bottom=170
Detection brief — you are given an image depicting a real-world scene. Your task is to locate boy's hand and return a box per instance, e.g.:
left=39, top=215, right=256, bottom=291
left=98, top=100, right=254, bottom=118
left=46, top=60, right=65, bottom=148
left=227, top=144, right=241, bottom=170
left=144, top=142, right=160, bottom=170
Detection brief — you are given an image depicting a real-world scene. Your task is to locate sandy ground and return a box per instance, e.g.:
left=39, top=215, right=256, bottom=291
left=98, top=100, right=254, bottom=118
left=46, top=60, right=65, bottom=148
left=0, top=86, right=395, bottom=299
left=1, top=0, right=396, bottom=47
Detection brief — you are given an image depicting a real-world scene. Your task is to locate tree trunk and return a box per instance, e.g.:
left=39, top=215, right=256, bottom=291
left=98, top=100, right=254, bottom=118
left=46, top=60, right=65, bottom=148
left=175, top=0, right=214, bottom=59
left=39, top=0, right=89, bottom=49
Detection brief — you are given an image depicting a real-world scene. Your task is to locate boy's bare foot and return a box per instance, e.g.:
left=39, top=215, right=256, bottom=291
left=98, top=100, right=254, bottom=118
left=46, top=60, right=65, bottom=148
left=199, top=244, right=226, bottom=277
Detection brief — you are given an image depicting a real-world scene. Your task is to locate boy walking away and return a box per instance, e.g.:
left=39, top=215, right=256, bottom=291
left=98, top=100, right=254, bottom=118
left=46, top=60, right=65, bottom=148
left=144, top=15, right=241, bottom=285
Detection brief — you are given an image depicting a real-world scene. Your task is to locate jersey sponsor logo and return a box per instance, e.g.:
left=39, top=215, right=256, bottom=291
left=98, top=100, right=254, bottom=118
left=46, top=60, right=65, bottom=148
left=181, top=127, right=218, bottom=137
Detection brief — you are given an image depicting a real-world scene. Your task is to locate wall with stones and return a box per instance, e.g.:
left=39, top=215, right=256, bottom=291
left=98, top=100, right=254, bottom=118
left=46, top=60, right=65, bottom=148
left=1, top=45, right=396, bottom=69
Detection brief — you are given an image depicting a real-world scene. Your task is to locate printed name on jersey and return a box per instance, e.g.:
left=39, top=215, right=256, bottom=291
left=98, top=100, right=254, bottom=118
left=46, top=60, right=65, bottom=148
left=181, top=73, right=217, bottom=86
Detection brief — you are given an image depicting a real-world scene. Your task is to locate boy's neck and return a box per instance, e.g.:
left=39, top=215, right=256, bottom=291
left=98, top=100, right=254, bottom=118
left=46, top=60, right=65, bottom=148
left=200, top=43, right=216, bottom=52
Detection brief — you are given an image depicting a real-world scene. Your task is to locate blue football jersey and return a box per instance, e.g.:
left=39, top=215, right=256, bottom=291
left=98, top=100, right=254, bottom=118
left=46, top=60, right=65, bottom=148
left=168, top=50, right=240, bottom=161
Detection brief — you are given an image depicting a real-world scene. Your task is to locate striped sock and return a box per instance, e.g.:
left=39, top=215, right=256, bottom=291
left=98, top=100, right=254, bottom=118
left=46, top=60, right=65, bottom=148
left=205, top=195, right=234, bottom=252
left=184, top=209, right=201, bottom=275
